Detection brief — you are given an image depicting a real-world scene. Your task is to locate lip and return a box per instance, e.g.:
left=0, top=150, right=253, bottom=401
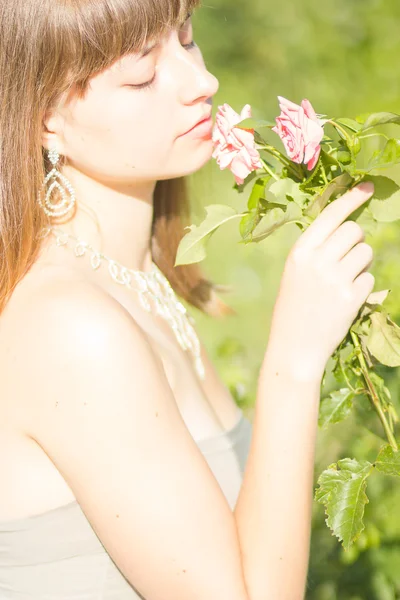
left=181, top=114, right=213, bottom=137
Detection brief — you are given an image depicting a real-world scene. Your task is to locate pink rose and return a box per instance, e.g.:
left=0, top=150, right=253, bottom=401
left=272, top=96, right=326, bottom=170
left=212, top=103, right=263, bottom=185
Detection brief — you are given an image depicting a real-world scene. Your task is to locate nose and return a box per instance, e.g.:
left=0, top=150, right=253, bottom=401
left=170, top=39, right=219, bottom=104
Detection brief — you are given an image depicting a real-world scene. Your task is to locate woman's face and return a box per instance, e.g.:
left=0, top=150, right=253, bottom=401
left=44, top=14, right=219, bottom=185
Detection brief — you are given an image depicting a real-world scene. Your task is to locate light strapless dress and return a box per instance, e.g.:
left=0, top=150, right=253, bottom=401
left=0, top=409, right=252, bottom=599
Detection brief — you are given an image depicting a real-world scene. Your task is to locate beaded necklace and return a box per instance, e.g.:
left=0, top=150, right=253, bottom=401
left=37, top=225, right=206, bottom=381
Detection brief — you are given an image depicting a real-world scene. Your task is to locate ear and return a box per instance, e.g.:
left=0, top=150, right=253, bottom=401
left=42, top=109, right=66, bottom=155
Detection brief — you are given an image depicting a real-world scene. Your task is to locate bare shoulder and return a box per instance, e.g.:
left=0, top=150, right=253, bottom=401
left=7, top=266, right=165, bottom=417
left=0, top=266, right=162, bottom=427
left=1, top=268, right=249, bottom=600
left=11, top=264, right=146, bottom=338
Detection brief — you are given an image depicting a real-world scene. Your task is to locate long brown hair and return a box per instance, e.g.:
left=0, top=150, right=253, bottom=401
left=0, top=0, right=235, bottom=317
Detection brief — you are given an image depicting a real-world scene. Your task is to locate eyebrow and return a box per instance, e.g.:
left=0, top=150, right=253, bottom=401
left=139, top=11, right=193, bottom=58
left=140, top=44, right=157, bottom=58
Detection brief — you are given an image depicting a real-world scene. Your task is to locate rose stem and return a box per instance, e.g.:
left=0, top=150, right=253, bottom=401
left=350, top=331, right=398, bottom=451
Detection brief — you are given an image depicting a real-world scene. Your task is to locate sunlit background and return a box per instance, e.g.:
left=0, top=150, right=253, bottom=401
left=185, top=1, right=400, bottom=598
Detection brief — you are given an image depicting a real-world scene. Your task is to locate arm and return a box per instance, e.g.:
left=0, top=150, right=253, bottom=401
left=20, top=184, right=374, bottom=600
left=234, top=351, right=322, bottom=600
left=234, top=181, right=376, bottom=600
left=22, top=281, right=250, bottom=600
left=22, top=278, right=318, bottom=600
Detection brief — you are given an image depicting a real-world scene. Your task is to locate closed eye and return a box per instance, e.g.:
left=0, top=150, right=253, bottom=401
left=128, top=40, right=198, bottom=91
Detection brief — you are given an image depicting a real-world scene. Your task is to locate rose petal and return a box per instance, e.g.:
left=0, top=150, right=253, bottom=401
left=306, top=146, right=321, bottom=170
left=301, top=99, right=318, bottom=123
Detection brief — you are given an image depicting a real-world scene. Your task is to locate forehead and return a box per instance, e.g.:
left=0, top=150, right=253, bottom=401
left=108, top=12, right=192, bottom=73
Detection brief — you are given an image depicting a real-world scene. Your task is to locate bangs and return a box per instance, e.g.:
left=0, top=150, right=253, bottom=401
left=42, top=0, right=201, bottom=99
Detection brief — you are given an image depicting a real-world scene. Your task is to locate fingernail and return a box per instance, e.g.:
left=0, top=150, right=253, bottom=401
left=356, top=181, right=374, bottom=195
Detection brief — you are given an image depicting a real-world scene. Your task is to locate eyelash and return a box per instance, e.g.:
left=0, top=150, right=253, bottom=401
left=130, top=41, right=197, bottom=92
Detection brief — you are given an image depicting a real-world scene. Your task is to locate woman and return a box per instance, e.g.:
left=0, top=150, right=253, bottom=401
left=0, top=0, right=375, bottom=598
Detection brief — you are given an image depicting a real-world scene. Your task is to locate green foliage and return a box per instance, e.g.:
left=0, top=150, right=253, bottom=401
left=174, top=205, right=242, bottom=266
left=250, top=202, right=303, bottom=242
left=361, top=113, right=400, bottom=131
left=367, top=139, right=400, bottom=171
left=375, top=445, right=400, bottom=477
left=189, top=1, right=400, bottom=597
left=316, top=459, right=373, bottom=550
left=368, top=313, right=400, bottom=367
left=236, top=117, right=275, bottom=129
left=364, top=175, right=400, bottom=222
left=319, top=389, right=355, bottom=429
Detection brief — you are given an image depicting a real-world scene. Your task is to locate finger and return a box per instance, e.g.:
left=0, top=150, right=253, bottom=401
left=339, top=243, right=374, bottom=282
left=322, top=221, right=365, bottom=262
left=300, top=182, right=374, bottom=249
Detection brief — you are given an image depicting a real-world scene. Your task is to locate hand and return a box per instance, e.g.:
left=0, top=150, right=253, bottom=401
left=266, top=181, right=375, bottom=382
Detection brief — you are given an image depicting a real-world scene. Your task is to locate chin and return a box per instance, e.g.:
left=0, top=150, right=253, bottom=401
left=178, top=140, right=215, bottom=176
left=156, top=140, right=215, bottom=180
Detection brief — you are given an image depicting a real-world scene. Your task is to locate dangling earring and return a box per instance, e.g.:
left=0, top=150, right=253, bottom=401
left=37, top=147, right=76, bottom=219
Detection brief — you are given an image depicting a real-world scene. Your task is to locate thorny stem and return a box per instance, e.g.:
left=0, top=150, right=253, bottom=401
left=264, top=145, right=292, bottom=166
left=255, top=143, right=290, bottom=166
left=350, top=331, right=398, bottom=451
left=300, top=160, right=324, bottom=188
left=320, top=163, right=329, bottom=186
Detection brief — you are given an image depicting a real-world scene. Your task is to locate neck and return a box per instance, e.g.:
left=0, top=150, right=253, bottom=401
left=42, top=163, right=157, bottom=274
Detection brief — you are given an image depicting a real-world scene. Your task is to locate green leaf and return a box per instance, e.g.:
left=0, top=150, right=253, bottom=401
left=249, top=207, right=286, bottom=240
left=315, top=458, right=373, bottom=549
left=362, top=175, right=400, bottom=222
left=247, top=178, right=268, bottom=211
left=269, top=178, right=311, bottom=208
left=319, top=388, right=355, bottom=428
left=367, top=289, right=390, bottom=306
left=332, top=349, right=354, bottom=387
left=358, top=290, right=391, bottom=321
left=356, top=113, right=369, bottom=124
left=371, top=190, right=400, bottom=222
left=361, top=112, right=400, bottom=131
left=363, top=175, right=400, bottom=199
left=250, top=202, right=303, bottom=242
left=375, top=445, right=400, bottom=477
left=174, top=205, right=241, bottom=266
left=259, top=198, right=287, bottom=210
left=320, top=148, right=341, bottom=167
left=367, top=139, right=400, bottom=171
left=235, top=117, right=275, bottom=130
left=336, top=118, right=363, bottom=133
left=239, top=210, right=262, bottom=240
left=305, top=172, right=353, bottom=219
left=367, top=312, right=400, bottom=367
left=315, top=462, right=343, bottom=505
left=369, top=371, right=392, bottom=405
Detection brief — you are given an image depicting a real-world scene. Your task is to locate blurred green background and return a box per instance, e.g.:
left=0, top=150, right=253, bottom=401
left=185, top=1, right=400, bottom=598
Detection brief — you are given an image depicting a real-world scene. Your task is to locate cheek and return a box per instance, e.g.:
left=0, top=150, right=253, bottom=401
left=107, top=94, right=176, bottom=159
left=62, top=86, right=187, bottom=178
left=71, top=96, right=170, bottom=162
left=62, top=95, right=118, bottom=156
